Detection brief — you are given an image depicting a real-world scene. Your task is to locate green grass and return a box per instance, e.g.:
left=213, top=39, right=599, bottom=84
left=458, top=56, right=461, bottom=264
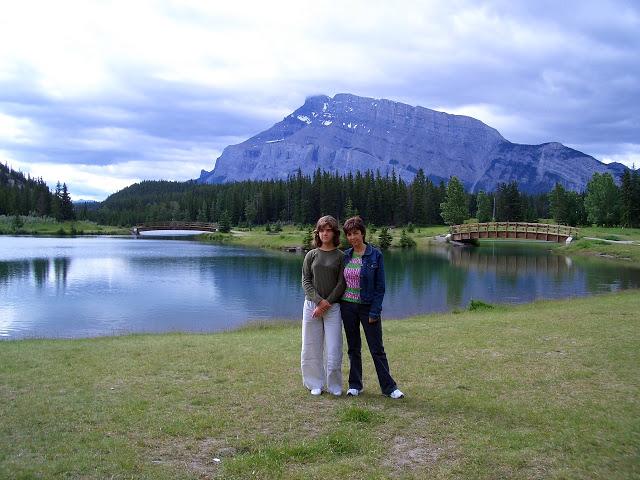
left=2, top=291, right=639, bottom=479
left=578, top=226, right=640, bottom=242
left=558, top=226, right=640, bottom=264
left=200, top=225, right=308, bottom=250
left=0, top=215, right=129, bottom=235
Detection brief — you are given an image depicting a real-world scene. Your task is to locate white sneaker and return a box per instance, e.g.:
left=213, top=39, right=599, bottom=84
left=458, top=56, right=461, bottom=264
left=389, top=389, right=404, bottom=399
left=310, top=388, right=322, bottom=396
left=346, top=388, right=360, bottom=396
left=330, top=390, right=342, bottom=396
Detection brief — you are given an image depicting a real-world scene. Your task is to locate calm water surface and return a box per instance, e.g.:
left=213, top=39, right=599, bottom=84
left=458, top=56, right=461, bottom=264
left=1, top=235, right=639, bottom=339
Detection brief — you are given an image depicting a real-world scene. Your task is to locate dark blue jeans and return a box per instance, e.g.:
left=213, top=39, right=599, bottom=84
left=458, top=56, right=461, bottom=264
left=340, top=301, right=397, bottom=395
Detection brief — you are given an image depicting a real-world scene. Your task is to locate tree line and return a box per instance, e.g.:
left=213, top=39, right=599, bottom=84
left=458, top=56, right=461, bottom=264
left=90, top=168, right=552, bottom=227
left=3, top=162, right=638, bottom=229
left=0, top=163, right=75, bottom=221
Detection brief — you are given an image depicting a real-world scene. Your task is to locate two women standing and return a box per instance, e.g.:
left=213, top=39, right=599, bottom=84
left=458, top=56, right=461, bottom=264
left=301, top=215, right=404, bottom=399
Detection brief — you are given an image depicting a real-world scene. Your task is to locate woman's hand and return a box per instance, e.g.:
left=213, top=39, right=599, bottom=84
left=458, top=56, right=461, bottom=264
left=368, top=317, right=378, bottom=324
left=313, top=299, right=331, bottom=318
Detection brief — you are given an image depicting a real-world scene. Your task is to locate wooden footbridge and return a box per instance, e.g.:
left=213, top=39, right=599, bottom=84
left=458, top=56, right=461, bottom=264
left=131, top=221, right=218, bottom=235
left=449, top=222, right=578, bottom=243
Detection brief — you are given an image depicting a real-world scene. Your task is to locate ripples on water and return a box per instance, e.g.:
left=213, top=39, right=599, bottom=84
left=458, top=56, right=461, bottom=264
left=1, top=236, right=638, bottom=339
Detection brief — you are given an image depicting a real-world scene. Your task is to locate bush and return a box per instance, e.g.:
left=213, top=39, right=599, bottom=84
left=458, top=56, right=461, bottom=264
left=11, top=215, right=24, bottom=232
left=303, top=229, right=314, bottom=250
left=399, top=230, right=416, bottom=248
left=468, top=299, right=495, bottom=311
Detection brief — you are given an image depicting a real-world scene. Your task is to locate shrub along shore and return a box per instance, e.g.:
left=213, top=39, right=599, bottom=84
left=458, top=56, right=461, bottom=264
left=1, top=290, right=639, bottom=479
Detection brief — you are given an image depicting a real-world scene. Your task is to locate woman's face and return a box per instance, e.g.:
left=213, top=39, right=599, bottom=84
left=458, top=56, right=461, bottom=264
left=346, top=229, right=364, bottom=248
left=318, top=225, right=334, bottom=246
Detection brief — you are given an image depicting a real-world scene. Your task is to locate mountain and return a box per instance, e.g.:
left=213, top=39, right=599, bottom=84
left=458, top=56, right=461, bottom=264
left=198, top=93, right=628, bottom=192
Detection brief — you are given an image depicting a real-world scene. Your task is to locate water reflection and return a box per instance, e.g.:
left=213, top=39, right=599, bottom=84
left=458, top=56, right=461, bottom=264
left=1, top=236, right=639, bottom=339
left=54, top=257, right=71, bottom=291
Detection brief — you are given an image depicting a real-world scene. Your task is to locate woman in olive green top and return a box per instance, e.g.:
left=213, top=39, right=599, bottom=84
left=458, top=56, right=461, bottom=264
left=301, top=215, right=346, bottom=396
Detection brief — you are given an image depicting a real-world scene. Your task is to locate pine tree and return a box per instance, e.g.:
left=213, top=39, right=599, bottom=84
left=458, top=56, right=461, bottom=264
left=619, top=170, right=640, bottom=228
left=411, top=169, right=428, bottom=225
left=495, top=181, right=522, bottom=221
left=218, top=210, right=232, bottom=233
left=244, top=198, right=257, bottom=230
left=58, top=183, right=75, bottom=221
left=378, top=227, right=393, bottom=250
left=343, top=197, right=358, bottom=219
left=440, top=176, right=468, bottom=225
left=549, top=183, right=570, bottom=224
left=196, top=201, right=208, bottom=222
left=476, top=191, right=493, bottom=223
left=399, top=229, right=416, bottom=248
left=584, top=173, right=620, bottom=226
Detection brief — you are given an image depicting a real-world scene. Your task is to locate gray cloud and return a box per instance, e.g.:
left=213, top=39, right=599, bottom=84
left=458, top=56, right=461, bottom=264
left=0, top=0, right=638, bottom=200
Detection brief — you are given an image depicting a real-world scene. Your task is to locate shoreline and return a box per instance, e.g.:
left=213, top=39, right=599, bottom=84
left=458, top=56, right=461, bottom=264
left=3, top=289, right=638, bottom=343
left=3, top=221, right=638, bottom=264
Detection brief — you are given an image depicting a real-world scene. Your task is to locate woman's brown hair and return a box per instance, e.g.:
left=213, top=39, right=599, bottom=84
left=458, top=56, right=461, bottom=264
left=342, top=216, right=366, bottom=242
left=313, top=215, right=341, bottom=248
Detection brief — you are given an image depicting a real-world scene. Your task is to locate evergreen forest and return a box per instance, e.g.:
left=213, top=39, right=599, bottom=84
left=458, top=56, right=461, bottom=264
left=2, top=163, right=639, bottom=229
left=0, top=163, right=75, bottom=221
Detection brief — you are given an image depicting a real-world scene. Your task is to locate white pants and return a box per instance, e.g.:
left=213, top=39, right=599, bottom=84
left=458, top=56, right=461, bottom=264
left=301, top=300, right=343, bottom=394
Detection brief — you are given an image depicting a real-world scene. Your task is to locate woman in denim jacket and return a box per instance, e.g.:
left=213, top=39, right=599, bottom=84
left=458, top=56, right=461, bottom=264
left=340, top=216, right=404, bottom=399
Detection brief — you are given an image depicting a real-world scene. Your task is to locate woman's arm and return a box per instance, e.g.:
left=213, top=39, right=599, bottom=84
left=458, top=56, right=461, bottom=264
left=368, top=251, right=386, bottom=320
left=301, top=250, right=323, bottom=304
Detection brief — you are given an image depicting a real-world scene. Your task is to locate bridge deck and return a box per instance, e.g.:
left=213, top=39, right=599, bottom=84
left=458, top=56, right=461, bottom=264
left=450, top=222, right=578, bottom=243
left=132, top=222, right=218, bottom=234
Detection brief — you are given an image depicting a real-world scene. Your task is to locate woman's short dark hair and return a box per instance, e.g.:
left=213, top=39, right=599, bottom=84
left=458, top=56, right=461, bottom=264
left=342, top=216, right=366, bottom=242
left=313, top=215, right=341, bottom=248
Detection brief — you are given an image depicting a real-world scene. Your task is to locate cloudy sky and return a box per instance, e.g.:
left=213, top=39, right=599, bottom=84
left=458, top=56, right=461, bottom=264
left=1, top=0, right=638, bottom=200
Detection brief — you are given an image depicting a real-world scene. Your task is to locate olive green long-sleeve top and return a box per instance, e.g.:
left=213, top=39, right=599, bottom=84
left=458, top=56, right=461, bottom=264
left=301, top=248, right=346, bottom=305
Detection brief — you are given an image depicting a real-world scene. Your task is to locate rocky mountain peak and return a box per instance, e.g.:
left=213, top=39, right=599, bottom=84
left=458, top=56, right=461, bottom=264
left=198, top=93, right=626, bottom=192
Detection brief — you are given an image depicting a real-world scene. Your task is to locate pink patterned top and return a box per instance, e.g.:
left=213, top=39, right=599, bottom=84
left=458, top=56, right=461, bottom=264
left=341, top=254, right=362, bottom=303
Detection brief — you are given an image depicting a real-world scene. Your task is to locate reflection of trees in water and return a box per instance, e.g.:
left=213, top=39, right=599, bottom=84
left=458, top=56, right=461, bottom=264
left=54, top=258, right=71, bottom=290
left=0, top=260, right=31, bottom=286
left=32, top=258, right=49, bottom=288
left=128, top=252, right=305, bottom=317
left=113, top=245, right=640, bottom=319
left=0, top=257, right=72, bottom=291
left=573, top=257, right=640, bottom=293
left=447, top=246, right=571, bottom=275
left=385, top=248, right=468, bottom=307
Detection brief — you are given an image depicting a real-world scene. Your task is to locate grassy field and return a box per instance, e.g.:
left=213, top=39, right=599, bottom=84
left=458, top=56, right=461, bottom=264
left=1, top=291, right=639, bottom=479
left=559, top=226, right=640, bottom=264
left=0, top=215, right=129, bottom=235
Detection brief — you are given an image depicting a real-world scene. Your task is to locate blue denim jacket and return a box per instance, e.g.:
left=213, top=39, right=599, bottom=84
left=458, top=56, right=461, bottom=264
left=343, top=243, right=386, bottom=319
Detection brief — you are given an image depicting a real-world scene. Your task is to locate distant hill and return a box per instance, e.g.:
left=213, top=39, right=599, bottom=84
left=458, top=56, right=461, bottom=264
left=198, top=93, right=628, bottom=193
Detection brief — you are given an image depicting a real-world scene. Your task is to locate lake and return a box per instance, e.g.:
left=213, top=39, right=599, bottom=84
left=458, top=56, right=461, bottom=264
left=1, top=235, right=639, bottom=339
